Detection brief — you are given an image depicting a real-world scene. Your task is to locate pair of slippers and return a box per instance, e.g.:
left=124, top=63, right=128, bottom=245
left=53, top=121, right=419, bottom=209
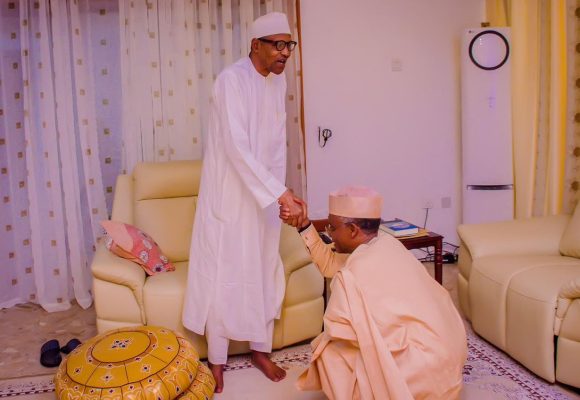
left=40, top=339, right=82, bottom=368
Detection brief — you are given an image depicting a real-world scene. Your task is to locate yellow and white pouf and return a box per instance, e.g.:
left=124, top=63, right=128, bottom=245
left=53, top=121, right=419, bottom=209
left=55, top=326, right=215, bottom=400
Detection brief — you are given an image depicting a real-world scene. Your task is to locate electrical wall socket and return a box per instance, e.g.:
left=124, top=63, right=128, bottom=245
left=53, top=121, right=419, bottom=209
left=422, top=199, right=434, bottom=209
left=441, top=197, right=452, bottom=209
left=391, top=58, right=403, bottom=72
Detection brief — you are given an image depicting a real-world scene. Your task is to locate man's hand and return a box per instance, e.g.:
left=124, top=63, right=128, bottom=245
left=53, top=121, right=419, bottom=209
left=279, top=200, right=310, bottom=229
left=278, top=189, right=307, bottom=227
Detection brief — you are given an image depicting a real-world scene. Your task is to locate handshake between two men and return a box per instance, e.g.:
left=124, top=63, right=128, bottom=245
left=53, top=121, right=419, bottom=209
left=277, top=189, right=309, bottom=229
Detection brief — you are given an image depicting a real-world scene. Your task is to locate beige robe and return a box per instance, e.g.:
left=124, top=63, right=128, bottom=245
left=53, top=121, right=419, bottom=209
left=296, top=225, right=467, bottom=399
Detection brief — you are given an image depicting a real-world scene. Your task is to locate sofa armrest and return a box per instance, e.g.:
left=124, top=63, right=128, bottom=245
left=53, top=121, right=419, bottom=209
left=279, top=224, right=313, bottom=280
left=555, top=278, right=580, bottom=335
left=111, top=174, right=133, bottom=223
left=457, top=214, right=570, bottom=260
left=91, top=242, right=146, bottom=321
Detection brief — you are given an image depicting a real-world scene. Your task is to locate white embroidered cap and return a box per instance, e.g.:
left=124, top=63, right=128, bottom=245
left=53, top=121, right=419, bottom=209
left=250, top=12, right=291, bottom=39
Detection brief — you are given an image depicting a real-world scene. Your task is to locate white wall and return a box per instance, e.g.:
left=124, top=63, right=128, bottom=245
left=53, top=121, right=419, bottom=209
left=300, top=0, right=485, bottom=244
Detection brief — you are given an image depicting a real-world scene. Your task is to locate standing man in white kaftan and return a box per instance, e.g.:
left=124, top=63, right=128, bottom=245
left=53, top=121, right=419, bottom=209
left=182, top=12, right=305, bottom=393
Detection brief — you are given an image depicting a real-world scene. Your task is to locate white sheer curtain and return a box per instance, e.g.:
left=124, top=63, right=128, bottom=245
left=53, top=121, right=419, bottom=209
left=1, top=0, right=305, bottom=312
left=0, top=0, right=121, bottom=311
left=119, top=0, right=306, bottom=198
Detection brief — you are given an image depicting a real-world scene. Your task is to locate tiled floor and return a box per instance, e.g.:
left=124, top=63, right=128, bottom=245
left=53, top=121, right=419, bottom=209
left=0, top=301, right=97, bottom=379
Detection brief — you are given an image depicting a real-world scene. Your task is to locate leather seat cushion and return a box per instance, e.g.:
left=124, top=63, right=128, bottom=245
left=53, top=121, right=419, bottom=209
left=473, top=255, right=580, bottom=286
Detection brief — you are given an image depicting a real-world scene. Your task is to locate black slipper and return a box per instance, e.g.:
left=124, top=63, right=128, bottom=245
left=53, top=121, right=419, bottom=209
left=60, top=338, right=82, bottom=354
left=40, top=339, right=62, bottom=367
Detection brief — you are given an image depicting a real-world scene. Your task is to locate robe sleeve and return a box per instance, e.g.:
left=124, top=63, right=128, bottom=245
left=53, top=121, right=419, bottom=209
left=214, top=71, right=288, bottom=209
left=300, top=224, right=348, bottom=278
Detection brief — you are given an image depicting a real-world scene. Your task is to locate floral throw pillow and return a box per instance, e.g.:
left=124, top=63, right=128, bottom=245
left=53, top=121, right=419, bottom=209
left=100, top=220, right=175, bottom=276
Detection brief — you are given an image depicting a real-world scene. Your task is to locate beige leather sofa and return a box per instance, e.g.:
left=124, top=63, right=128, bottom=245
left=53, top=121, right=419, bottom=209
left=91, top=160, right=324, bottom=358
left=457, top=208, right=580, bottom=388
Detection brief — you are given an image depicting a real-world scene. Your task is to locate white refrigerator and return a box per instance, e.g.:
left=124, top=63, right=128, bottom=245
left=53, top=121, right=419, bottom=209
left=461, top=28, right=514, bottom=225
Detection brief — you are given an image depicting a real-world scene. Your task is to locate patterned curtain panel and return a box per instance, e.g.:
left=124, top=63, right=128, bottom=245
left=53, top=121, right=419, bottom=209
left=118, top=0, right=306, bottom=198
left=564, top=0, right=580, bottom=210
left=486, top=0, right=575, bottom=217
left=530, top=0, right=567, bottom=216
left=0, top=0, right=120, bottom=311
left=0, top=0, right=305, bottom=311
left=281, top=0, right=307, bottom=199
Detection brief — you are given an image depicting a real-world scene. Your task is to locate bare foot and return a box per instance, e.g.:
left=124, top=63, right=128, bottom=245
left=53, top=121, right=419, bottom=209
left=251, top=350, right=286, bottom=382
left=207, top=362, right=224, bottom=393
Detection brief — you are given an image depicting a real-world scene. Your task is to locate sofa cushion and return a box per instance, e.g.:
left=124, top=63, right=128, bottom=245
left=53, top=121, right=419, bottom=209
left=458, top=215, right=569, bottom=259
left=133, top=160, right=202, bottom=200
left=560, top=203, right=580, bottom=257
left=134, top=197, right=197, bottom=263
left=101, top=220, right=175, bottom=275
left=473, top=255, right=580, bottom=286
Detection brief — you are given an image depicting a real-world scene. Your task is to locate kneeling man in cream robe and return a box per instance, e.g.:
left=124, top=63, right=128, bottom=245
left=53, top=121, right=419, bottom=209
left=282, top=187, right=467, bottom=399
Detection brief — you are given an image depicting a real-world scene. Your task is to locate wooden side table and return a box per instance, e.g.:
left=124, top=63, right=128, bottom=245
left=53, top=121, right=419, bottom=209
left=398, top=231, right=444, bottom=285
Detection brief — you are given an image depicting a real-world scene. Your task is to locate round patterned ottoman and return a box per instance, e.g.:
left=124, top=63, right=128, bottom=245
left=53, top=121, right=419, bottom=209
left=55, top=326, right=215, bottom=400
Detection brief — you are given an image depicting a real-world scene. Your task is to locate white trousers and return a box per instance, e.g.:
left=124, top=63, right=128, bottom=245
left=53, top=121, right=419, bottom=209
left=206, top=316, right=275, bottom=365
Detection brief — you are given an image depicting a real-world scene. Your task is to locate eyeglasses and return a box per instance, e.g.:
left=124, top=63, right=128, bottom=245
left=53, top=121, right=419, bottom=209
left=325, top=222, right=350, bottom=237
left=258, top=38, right=297, bottom=52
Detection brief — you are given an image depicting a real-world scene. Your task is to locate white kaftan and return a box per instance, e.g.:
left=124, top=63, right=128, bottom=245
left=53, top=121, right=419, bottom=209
left=182, top=57, right=288, bottom=347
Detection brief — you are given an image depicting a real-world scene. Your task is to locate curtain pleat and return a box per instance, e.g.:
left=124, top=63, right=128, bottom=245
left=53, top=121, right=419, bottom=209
left=487, top=0, right=572, bottom=217
left=486, top=0, right=509, bottom=26
left=544, top=1, right=567, bottom=214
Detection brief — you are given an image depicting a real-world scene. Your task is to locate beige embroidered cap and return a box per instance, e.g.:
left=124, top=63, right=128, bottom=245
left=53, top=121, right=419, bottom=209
left=329, top=186, right=383, bottom=218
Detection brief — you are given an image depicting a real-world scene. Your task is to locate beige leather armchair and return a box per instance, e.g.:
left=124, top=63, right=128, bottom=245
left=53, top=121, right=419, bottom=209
left=457, top=209, right=580, bottom=388
left=91, top=160, right=324, bottom=358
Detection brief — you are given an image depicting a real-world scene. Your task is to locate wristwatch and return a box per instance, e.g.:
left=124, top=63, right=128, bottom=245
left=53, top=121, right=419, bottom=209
left=297, top=222, right=312, bottom=234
